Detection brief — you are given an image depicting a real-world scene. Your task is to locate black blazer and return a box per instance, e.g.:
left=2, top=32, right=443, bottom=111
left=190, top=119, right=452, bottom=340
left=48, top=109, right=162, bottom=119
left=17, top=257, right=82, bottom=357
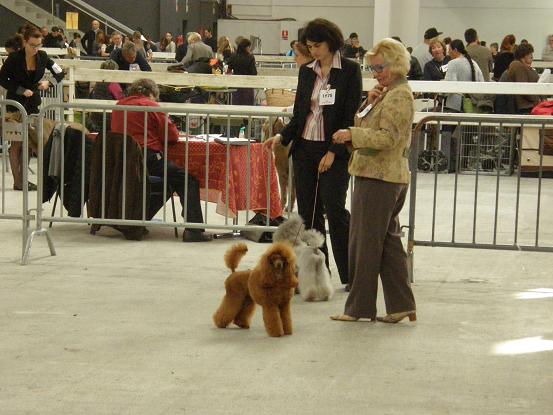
left=280, top=56, right=362, bottom=158
left=0, top=49, right=65, bottom=113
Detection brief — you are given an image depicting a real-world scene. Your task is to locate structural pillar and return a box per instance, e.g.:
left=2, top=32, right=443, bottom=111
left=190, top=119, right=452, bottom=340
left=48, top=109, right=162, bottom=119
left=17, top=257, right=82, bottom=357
left=373, top=0, right=420, bottom=48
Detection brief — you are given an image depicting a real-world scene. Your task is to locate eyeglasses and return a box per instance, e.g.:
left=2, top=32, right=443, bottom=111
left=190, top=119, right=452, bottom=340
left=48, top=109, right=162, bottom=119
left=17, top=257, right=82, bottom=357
left=368, top=63, right=388, bottom=74
left=27, top=43, right=42, bottom=50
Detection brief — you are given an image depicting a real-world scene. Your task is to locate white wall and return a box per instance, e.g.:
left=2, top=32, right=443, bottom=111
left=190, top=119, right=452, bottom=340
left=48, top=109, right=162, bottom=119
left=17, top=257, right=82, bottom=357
left=227, top=0, right=374, bottom=53
left=227, top=0, right=553, bottom=55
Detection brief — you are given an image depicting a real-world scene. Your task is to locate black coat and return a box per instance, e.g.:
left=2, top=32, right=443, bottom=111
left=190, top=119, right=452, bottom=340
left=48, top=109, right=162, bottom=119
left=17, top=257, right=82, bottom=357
left=280, top=57, right=362, bottom=159
left=423, top=56, right=451, bottom=81
left=109, top=48, right=152, bottom=72
left=81, top=30, right=96, bottom=55
left=0, top=49, right=65, bottom=113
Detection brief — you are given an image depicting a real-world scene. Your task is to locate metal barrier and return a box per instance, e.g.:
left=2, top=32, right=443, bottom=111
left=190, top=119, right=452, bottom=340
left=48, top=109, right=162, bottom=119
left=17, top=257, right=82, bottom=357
left=0, top=100, right=33, bottom=261
left=22, top=102, right=291, bottom=264
left=407, top=113, right=553, bottom=279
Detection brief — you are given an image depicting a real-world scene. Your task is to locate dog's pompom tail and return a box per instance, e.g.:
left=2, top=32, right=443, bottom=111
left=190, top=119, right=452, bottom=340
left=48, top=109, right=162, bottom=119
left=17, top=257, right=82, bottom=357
left=224, top=243, right=248, bottom=272
left=301, top=229, right=325, bottom=248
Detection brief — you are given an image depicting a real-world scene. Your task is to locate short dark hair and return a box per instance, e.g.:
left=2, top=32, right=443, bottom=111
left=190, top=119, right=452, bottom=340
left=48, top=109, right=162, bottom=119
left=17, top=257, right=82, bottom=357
left=480, top=40, right=486, bottom=47
left=51, top=26, right=60, bottom=33
left=349, top=32, right=358, bottom=39
left=237, top=38, right=252, bottom=54
left=290, top=40, right=296, bottom=49
left=464, top=28, right=477, bottom=44
left=514, top=43, right=534, bottom=60
left=4, top=37, right=22, bottom=51
left=301, top=18, right=344, bottom=53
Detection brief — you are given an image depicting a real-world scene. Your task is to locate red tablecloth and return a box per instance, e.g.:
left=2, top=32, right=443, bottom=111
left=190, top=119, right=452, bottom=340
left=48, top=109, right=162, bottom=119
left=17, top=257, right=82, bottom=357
left=167, top=139, right=283, bottom=219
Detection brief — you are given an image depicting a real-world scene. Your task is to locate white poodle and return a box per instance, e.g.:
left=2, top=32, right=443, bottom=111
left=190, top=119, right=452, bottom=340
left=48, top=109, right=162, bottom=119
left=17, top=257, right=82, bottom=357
left=273, top=214, right=334, bottom=301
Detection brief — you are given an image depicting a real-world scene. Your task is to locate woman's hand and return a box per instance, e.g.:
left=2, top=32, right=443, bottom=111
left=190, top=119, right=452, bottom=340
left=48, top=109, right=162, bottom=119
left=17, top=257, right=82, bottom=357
left=38, top=81, right=50, bottom=91
left=318, top=151, right=335, bottom=173
left=262, top=134, right=281, bottom=153
left=23, top=89, right=34, bottom=97
left=332, top=129, right=352, bottom=144
left=368, top=84, right=386, bottom=104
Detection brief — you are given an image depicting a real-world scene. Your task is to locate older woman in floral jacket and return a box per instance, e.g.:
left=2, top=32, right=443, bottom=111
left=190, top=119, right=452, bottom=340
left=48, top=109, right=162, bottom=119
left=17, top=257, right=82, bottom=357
left=331, top=38, right=416, bottom=324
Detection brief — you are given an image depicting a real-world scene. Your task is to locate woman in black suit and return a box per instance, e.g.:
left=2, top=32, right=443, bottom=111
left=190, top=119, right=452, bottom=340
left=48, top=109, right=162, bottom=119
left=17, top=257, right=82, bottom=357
left=263, top=19, right=362, bottom=287
left=0, top=26, right=65, bottom=190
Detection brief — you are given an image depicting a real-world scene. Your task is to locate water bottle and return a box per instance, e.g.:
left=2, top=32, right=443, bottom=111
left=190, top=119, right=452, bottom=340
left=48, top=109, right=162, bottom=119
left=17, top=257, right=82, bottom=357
left=239, top=127, right=245, bottom=139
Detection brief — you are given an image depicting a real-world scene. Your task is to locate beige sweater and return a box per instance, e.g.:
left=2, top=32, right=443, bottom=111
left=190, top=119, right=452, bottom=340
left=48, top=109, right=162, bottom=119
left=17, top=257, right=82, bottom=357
left=348, top=78, right=414, bottom=184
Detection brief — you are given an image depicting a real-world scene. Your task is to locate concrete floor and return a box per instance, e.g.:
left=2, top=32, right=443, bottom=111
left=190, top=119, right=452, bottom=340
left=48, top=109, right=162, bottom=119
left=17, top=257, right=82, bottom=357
left=1, top=164, right=553, bottom=414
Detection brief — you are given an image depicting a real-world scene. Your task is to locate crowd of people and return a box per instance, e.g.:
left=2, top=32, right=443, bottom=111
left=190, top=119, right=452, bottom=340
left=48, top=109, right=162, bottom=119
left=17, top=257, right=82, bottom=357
left=2, top=18, right=553, bottom=322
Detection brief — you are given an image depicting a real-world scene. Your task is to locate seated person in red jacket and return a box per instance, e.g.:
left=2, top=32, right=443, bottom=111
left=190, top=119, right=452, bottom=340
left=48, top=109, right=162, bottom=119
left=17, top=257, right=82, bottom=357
left=111, top=78, right=212, bottom=242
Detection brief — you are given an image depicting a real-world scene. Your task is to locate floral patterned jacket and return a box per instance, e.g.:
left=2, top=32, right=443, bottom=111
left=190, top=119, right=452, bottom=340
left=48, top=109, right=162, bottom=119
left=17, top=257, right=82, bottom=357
left=348, top=78, right=414, bottom=184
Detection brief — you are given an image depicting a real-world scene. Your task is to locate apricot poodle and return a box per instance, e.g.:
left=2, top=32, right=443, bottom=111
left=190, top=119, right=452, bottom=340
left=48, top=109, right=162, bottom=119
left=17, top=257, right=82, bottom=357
left=213, top=242, right=298, bottom=337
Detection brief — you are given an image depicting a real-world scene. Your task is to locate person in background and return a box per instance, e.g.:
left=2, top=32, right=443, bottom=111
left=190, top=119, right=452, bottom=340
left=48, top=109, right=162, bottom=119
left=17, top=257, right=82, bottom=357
left=91, top=60, right=124, bottom=100
left=132, top=31, right=148, bottom=60
left=287, top=40, right=297, bottom=57
left=0, top=25, right=65, bottom=191
left=43, top=26, right=63, bottom=48
left=263, top=18, right=362, bottom=288
left=465, top=28, right=493, bottom=81
left=293, top=41, right=313, bottom=66
left=344, top=37, right=367, bottom=60
left=345, top=32, right=358, bottom=48
left=392, top=36, right=422, bottom=80
left=541, top=35, right=553, bottom=61
left=493, top=34, right=516, bottom=81
left=105, top=31, right=123, bottom=54
left=444, top=39, right=484, bottom=112
left=175, top=35, right=188, bottom=62
left=203, top=28, right=217, bottom=52
left=110, top=41, right=152, bottom=72
left=111, top=78, right=212, bottom=242
left=490, top=42, right=499, bottom=63
left=227, top=38, right=257, bottom=105
left=88, top=60, right=123, bottom=132
left=330, top=38, right=416, bottom=324
left=480, top=40, right=487, bottom=47
left=443, top=36, right=452, bottom=54
left=82, top=20, right=100, bottom=55
left=144, top=34, right=159, bottom=55
left=423, top=38, right=451, bottom=81
left=216, top=36, right=234, bottom=63
left=94, top=30, right=110, bottom=57
left=4, top=36, right=23, bottom=54
left=160, top=32, right=176, bottom=53
left=507, top=43, right=540, bottom=114
left=520, top=39, right=529, bottom=46
left=412, top=27, right=442, bottom=69
left=179, top=32, right=213, bottom=69
left=40, top=26, right=49, bottom=39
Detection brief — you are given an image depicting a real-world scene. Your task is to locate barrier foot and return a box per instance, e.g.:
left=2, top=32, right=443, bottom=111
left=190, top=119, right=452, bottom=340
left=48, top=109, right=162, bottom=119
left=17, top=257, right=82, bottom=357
left=21, top=228, right=57, bottom=265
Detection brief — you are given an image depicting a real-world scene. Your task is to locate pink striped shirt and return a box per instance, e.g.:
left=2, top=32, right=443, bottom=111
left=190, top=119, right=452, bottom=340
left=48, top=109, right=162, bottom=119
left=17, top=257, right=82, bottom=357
left=302, top=52, right=342, bottom=142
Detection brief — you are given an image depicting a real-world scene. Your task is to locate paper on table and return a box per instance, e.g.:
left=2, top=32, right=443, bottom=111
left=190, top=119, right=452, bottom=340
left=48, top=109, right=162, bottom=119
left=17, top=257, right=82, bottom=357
left=178, top=134, right=223, bottom=142
left=214, top=137, right=256, bottom=145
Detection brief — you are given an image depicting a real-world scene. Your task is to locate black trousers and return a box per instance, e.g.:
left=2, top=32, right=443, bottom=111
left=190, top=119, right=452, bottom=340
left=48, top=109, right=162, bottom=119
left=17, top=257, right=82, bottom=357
left=292, top=139, right=351, bottom=283
left=146, top=150, right=204, bottom=227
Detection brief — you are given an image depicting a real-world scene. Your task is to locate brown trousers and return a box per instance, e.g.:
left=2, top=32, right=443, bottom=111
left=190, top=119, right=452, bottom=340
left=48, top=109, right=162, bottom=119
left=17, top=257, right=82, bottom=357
left=344, top=177, right=416, bottom=319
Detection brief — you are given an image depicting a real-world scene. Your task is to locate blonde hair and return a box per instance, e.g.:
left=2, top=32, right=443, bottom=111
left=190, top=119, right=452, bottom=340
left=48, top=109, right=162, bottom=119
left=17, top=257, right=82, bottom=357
left=366, top=38, right=410, bottom=78
left=188, top=32, right=202, bottom=43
